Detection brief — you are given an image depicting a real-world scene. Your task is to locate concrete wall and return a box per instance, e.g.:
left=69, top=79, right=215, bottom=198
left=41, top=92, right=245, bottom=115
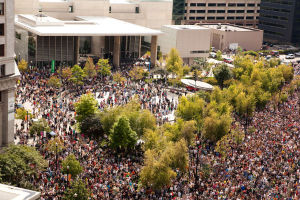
left=158, top=26, right=177, bottom=55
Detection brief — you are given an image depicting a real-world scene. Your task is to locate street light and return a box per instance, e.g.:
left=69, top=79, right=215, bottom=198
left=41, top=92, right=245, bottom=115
left=67, top=165, right=70, bottom=186
left=55, top=142, right=58, bottom=170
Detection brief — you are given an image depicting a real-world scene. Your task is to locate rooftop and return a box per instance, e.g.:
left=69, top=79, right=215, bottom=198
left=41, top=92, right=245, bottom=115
left=0, top=184, right=40, bottom=200
left=15, top=14, right=162, bottom=36
left=163, top=25, right=209, bottom=30
left=200, top=24, right=259, bottom=32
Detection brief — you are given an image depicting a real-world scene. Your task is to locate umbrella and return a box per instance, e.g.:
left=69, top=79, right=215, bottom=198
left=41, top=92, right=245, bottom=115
left=49, top=131, right=56, bottom=136
left=136, top=139, right=144, bottom=145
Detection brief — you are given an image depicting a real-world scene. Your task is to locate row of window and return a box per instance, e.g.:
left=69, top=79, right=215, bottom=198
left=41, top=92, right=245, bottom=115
left=260, top=6, right=291, bottom=13
left=187, top=3, right=260, bottom=7
left=262, top=0, right=294, bottom=5
left=259, top=21, right=286, bottom=29
left=187, top=10, right=259, bottom=14
left=260, top=14, right=289, bottom=21
left=0, top=3, right=4, bottom=15
left=187, top=16, right=258, bottom=20
left=190, top=50, right=209, bottom=54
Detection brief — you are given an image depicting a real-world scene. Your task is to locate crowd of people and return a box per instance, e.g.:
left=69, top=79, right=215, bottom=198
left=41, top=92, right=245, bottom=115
left=14, top=63, right=300, bottom=199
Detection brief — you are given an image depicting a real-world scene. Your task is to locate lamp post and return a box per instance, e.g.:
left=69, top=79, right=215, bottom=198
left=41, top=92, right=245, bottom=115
left=55, top=142, right=58, bottom=170
left=67, top=165, right=70, bottom=186
left=194, top=140, right=200, bottom=200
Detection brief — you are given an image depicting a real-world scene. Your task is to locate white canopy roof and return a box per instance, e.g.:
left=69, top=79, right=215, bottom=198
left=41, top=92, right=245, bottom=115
left=181, top=79, right=214, bottom=91
left=15, top=14, right=162, bottom=36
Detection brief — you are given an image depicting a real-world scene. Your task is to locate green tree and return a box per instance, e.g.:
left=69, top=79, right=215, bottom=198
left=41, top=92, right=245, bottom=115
left=74, top=93, right=98, bottom=123
left=216, top=50, right=223, bottom=61
left=166, top=48, right=183, bottom=76
left=18, top=59, right=28, bottom=73
left=83, top=57, right=96, bottom=79
left=29, top=118, right=51, bottom=136
left=70, top=65, right=86, bottom=85
left=113, top=71, right=126, bottom=83
left=109, top=116, right=138, bottom=151
left=277, top=64, right=294, bottom=83
left=62, top=154, right=83, bottom=178
left=79, top=113, right=104, bottom=139
left=0, top=145, right=47, bottom=189
left=139, top=150, right=176, bottom=190
left=213, top=64, right=232, bottom=89
left=181, top=120, right=197, bottom=146
left=15, top=108, right=33, bottom=121
left=129, top=66, right=145, bottom=81
left=61, top=67, right=72, bottom=80
left=48, top=76, right=62, bottom=88
left=96, top=58, right=111, bottom=78
left=130, top=109, right=156, bottom=137
left=46, top=137, right=65, bottom=154
left=63, top=179, right=90, bottom=200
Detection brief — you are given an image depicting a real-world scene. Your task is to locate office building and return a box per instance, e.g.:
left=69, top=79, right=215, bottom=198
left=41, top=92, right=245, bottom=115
left=202, top=23, right=263, bottom=51
left=158, top=25, right=210, bottom=64
left=184, top=0, right=260, bottom=27
left=259, top=0, right=300, bottom=44
left=0, top=0, right=20, bottom=147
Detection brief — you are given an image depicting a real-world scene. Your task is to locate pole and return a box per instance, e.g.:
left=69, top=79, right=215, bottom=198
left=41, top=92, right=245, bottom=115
left=55, top=143, right=58, bottom=171
left=27, top=111, right=29, bottom=130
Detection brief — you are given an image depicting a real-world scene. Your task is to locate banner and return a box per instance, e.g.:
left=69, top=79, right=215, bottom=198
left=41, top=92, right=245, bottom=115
left=51, top=60, right=55, bottom=73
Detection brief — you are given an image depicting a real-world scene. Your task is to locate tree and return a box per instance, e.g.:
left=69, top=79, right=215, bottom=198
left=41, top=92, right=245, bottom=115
left=216, top=50, right=223, bottom=61
left=61, top=67, right=72, bottom=80
left=130, top=109, right=156, bottom=137
left=70, top=65, right=86, bottom=85
left=46, top=137, right=65, bottom=153
left=139, top=150, right=176, bottom=190
left=113, top=71, right=126, bottom=83
left=48, top=76, right=62, bottom=88
left=79, top=113, right=104, bottom=139
left=62, top=154, right=83, bottom=178
left=29, top=118, right=51, bottom=136
left=176, top=95, right=205, bottom=131
left=83, top=57, right=96, bottom=79
left=0, top=145, right=47, bottom=189
left=74, top=93, right=98, bottom=123
left=18, top=59, right=28, bottom=73
left=96, top=58, right=111, bottom=78
left=109, top=116, right=138, bottom=151
left=181, top=120, right=197, bottom=146
left=166, top=48, right=183, bottom=76
left=15, top=108, right=33, bottom=121
left=63, top=179, right=90, bottom=200
left=277, top=64, right=294, bottom=83
left=213, top=64, right=232, bottom=89
left=129, top=66, right=145, bottom=81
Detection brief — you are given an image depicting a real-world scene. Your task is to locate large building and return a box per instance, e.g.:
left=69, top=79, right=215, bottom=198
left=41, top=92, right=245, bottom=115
left=259, top=0, right=300, bottom=45
left=183, top=0, right=260, bottom=27
left=14, top=0, right=173, bottom=68
left=201, top=23, right=263, bottom=51
left=0, top=0, right=19, bottom=147
left=158, top=25, right=210, bottom=64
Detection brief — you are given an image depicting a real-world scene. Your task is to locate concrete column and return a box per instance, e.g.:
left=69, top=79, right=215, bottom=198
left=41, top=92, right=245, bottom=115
left=2, top=88, right=15, bottom=146
left=74, top=36, right=80, bottom=65
left=150, top=35, right=157, bottom=67
left=138, top=36, right=141, bottom=58
left=113, top=36, right=121, bottom=68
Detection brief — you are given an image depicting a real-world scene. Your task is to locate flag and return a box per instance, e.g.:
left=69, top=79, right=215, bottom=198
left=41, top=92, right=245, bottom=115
left=51, top=60, right=55, bottom=73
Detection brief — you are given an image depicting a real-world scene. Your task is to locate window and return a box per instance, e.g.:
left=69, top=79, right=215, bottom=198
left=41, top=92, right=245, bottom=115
left=196, top=17, right=205, bottom=20
left=68, top=6, right=73, bottom=13
left=208, top=3, right=216, bottom=6
left=248, top=3, right=255, bottom=7
left=185, top=3, right=187, bottom=6
left=247, top=10, right=254, bottom=13
left=197, top=10, right=205, bottom=13
left=0, top=64, right=4, bottom=77
left=246, top=16, right=254, bottom=19
left=189, top=17, right=195, bottom=20
left=227, top=16, right=235, bottom=20
left=190, top=50, right=209, bottom=54
left=207, top=17, right=215, bottom=20
left=208, top=10, right=216, bottom=13
left=0, top=24, right=4, bottom=36
left=190, top=10, right=195, bottom=13
left=236, top=16, right=244, bottom=20
left=135, top=7, right=139, bottom=13
left=197, top=3, right=206, bottom=6
left=0, top=3, right=4, bottom=15
left=190, top=3, right=196, bottom=7
left=228, top=10, right=235, bottom=13
left=216, top=17, right=225, bottom=20
left=109, top=6, right=111, bottom=13
left=228, top=3, right=236, bottom=7
left=217, top=10, right=225, bottom=13
left=0, top=44, right=4, bottom=56
left=237, top=3, right=245, bottom=7
left=236, top=10, right=244, bottom=13
left=217, top=3, right=226, bottom=7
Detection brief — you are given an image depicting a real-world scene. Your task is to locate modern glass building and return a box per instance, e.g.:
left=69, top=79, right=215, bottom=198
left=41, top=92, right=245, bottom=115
left=259, top=0, right=300, bottom=45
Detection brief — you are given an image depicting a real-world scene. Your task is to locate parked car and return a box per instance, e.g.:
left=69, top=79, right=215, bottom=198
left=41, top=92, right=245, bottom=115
left=223, top=58, right=233, bottom=64
left=295, top=52, right=300, bottom=57
left=286, top=54, right=295, bottom=59
left=266, top=55, right=272, bottom=60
